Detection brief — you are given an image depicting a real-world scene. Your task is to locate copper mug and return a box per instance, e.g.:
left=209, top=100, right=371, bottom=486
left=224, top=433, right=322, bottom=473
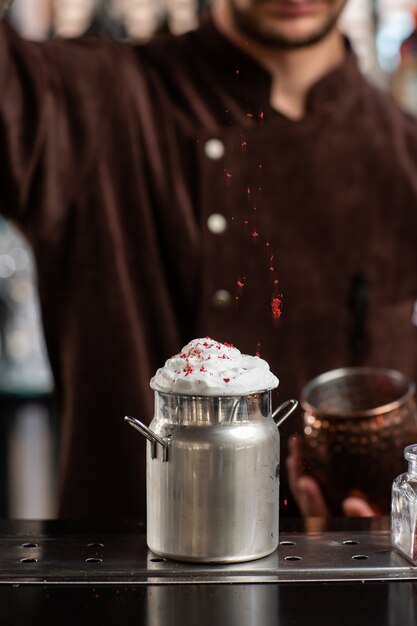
left=301, top=367, right=417, bottom=514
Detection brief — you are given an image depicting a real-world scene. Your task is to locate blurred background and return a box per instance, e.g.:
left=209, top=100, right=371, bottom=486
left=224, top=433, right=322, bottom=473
left=1, top=0, right=417, bottom=519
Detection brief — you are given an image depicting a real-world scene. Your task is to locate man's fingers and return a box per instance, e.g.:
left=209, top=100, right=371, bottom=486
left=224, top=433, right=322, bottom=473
left=342, top=496, right=374, bottom=517
left=287, top=436, right=329, bottom=517
left=286, top=445, right=299, bottom=497
left=296, top=476, right=329, bottom=518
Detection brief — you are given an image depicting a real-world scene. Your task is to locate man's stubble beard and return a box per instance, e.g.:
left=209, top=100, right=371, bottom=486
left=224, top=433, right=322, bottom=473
left=228, top=0, right=348, bottom=50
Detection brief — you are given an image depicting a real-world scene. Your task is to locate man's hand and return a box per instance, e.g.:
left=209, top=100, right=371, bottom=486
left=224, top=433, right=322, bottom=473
left=287, top=435, right=374, bottom=518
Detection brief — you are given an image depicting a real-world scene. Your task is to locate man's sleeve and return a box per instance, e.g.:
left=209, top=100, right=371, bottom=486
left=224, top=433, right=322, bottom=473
left=0, top=20, right=118, bottom=229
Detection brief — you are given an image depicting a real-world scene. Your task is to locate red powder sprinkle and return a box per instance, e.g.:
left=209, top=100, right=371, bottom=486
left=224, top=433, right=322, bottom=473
left=269, top=266, right=274, bottom=272
left=223, top=378, right=230, bottom=383
left=259, top=111, right=264, bottom=120
left=247, top=186, right=251, bottom=194
left=237, top=280, right=245, bottom=288
left=273, top=279, right=279, bottom=285
left=200, top=365, right=207, bottom=373
left=255, top=352, right=261, bottom=357
left=236, top=69, right=240, bottom=75
left=241, top=140, right=247, bottom=148
left=183, top=363, right=194, bottom=376
left=246, top=113, right=253, bottom=118
left=271, top=297, right=282, bottom=320
left=243, top=219, right=249, bottom=225
left=225, top=170, right=232, bottom=179
left=223, top=342, right=235, bottom=348
left=252, top=230, right=259, bottom=238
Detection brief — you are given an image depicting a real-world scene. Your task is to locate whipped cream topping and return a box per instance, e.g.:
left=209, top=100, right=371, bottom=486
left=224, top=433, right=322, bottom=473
left=150, top=338, right=279, bottom=396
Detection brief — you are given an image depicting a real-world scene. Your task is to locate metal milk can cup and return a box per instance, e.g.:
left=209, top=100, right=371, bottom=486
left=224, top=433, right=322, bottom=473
left=125, top=338, right=297, bottom=563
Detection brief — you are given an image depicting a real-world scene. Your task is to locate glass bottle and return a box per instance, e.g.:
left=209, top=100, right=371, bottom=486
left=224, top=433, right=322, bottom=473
left=391, top=444, right=417, bottom=564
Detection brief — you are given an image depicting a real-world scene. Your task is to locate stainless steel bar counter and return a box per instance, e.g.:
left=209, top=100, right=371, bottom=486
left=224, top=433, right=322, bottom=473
left=0, top=517, right=416, bottom=625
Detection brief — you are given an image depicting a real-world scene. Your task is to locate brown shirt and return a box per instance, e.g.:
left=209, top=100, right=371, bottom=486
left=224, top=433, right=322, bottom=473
left=1, top=17, right=417, bottom=518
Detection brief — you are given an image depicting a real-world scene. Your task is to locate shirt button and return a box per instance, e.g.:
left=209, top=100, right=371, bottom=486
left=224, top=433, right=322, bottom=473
left=212, top=289, right=232, bottom=309
left=207, top=213, right=227, bottom=235
left=204, top=138, right=225, bottom=160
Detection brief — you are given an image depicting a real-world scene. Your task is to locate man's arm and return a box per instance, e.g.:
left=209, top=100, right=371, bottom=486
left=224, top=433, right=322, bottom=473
left=0, top=17, right=121, bottom=230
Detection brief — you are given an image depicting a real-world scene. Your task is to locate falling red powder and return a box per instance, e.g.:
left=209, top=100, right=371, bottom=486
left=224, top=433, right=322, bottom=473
left=252, top=230, right=259, bottom=238
left=237, top=280, right=245, bottom=288
left=246, top=113, right=253, bottom=118
left=271, top=297, right=282, bottom=320
left=259, top=111, right=264, bottom=120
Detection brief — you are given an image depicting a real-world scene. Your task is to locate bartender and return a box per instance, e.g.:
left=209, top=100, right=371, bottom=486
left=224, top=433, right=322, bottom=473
left=0, top=0, right=416, bottom=519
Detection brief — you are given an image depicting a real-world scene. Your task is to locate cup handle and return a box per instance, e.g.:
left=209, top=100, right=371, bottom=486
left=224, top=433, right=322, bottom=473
left=124, top=416, right=169, bottom=462
left=272, top=399, right=298, bottom=428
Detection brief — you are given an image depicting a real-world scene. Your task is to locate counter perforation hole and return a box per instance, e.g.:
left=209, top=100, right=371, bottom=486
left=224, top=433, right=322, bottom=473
left=21, top=543, right=38, bottom=548
left=352, top=554, right=369, bottom=560
left=284, top=555, right=302, bottom=561
left=343, top=540, right=359, bottom=545
left=150, top=558, right=167, bottom=562
left=280, top=541, right=296, bottom=546
left=87, top=543, right=104, bottom=548
left=20, top=558, right=37, bottom=563
left=85, top=557, right=102, bottom=563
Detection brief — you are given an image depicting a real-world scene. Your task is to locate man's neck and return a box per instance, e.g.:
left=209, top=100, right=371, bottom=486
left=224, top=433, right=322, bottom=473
left=211, top=7, right=346, bottom=120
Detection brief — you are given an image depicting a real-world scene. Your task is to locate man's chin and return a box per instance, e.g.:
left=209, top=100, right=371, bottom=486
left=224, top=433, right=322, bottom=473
left=228, top=0, right=346, bottom=50
left=268, top=29, right=332, bottom=48
left=236, top=15, right=340, bottom=49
